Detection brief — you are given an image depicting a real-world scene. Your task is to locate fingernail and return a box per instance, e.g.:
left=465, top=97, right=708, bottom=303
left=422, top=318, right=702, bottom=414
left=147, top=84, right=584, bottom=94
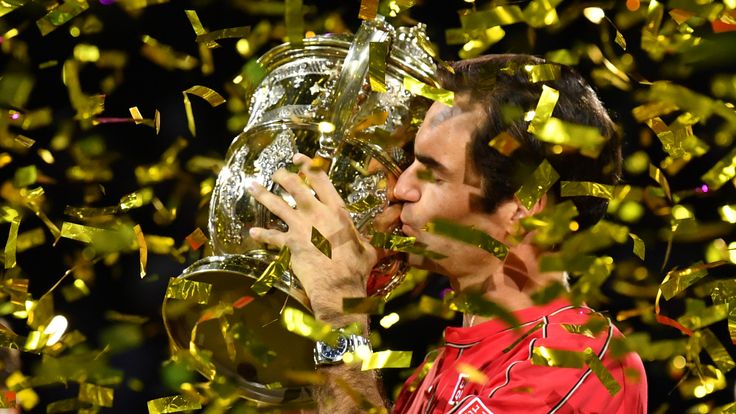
left=249, top=228, right=258, bottom=237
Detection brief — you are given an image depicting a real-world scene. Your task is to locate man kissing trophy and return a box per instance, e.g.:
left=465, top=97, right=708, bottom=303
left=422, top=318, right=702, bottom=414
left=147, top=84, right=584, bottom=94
left=162, top=15, right=440, bottom=408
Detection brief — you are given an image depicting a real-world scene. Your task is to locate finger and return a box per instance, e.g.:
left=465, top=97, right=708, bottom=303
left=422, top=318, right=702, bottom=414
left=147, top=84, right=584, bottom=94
left=248, top=181, right=299, bottom=226
left=272, top=168, right=318, bottom=211
left=294, top=153, right=345, bottom=208
left=249, top=227, right=288, bottom=248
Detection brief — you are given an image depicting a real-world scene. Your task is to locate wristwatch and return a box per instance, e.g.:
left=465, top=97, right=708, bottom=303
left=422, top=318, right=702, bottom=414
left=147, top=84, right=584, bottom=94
left=313, top=330, right=371, bottom=366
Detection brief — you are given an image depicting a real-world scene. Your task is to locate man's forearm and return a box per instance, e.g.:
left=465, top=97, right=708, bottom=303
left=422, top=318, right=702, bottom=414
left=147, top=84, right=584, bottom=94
left=314, top=313, right=388, bottom=413
left=316, top=361, right=387, bottom=413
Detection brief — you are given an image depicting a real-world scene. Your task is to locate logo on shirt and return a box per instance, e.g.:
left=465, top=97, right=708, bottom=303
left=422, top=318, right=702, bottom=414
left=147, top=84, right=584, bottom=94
left=448, top=373, right=468, bottom=406
left=457, top=396, right=494, bottom=414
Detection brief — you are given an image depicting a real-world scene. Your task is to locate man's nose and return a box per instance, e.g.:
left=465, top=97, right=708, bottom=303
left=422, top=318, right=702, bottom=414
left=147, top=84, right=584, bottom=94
left=393, top=165, right=420, bottom=202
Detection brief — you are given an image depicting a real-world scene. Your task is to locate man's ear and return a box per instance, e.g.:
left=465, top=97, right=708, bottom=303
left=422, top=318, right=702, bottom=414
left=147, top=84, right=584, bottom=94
left=511, top=193, right=548, bottom=221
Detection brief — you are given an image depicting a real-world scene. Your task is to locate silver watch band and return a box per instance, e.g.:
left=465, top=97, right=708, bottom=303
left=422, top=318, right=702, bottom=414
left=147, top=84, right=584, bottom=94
left=313, top=332, right=372, bottom=366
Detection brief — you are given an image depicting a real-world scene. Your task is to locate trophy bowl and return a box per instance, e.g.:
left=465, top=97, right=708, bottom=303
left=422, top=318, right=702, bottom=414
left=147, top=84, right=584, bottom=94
left=162, top=16, right=438, bottom=406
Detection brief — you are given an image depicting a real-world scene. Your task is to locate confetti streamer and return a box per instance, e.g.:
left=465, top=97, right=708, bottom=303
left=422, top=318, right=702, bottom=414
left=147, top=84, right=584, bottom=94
left=456, top=363, right=489, bottom=385
left=358, top=0, right=378, bottom=20
left=560, top=181, right=615, bottom=200
left=285, top=0, right=304, bottom=46
left=280, top=307, right=334, bottom=342
left=524, top=63, right=561, bottom=83
left=184, top=228, right=207, bottom=250
left=361, top=350, right=412, bottom=370
left=487, top=131, right=521, bottom=156
left=133, top=224, right=147, bottom=278
left=427, top=218, right=508, bottom=259
left=532, top=118, right=606, bottom=157
left=648, top=164, right=672, bottom=201
left=147, top=395, right=201, bottom=414
left=4, top=209, right=20, bottom=269
left=403, top=76, right=454, bottom=106
left=701, top=147, right=736, bottom=191
left=165, top=278, right=211, bottom=305
left=515, top=159, right=559, bottom=211
left=583, top=348, right=622, bottom=396
left=700, top=329, right=736, bottom=373
left=527, top=85, right=559, bottom=133
left=629, top=233, right=645, bottom=260
left=311, top=227, right=331, bottom=258
left=343, top=297, right=385, bottom=315
left=251, top=246, right=290, bottom=295
left=78, top=383, right=113, bottom=407
left=36, top=0, right=90, bottom=36
left=368, top=41, right=388, bottom=93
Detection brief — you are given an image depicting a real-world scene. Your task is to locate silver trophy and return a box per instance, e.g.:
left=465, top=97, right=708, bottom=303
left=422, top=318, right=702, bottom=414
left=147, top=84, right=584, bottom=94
left=162, top=16, right=438, bottom=407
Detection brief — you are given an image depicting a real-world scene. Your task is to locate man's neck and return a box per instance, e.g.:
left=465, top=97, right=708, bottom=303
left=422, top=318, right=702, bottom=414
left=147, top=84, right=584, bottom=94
left=449, top=251, right=564, bottom=328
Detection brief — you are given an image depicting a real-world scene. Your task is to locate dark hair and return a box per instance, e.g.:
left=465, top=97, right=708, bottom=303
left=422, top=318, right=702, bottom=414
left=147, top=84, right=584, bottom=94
left=438, top=54, right=622, bottom=229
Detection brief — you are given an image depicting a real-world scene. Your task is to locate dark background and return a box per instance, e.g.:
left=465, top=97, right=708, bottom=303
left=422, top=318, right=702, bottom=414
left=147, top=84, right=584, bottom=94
left=1, top=0, right=735, bottom=412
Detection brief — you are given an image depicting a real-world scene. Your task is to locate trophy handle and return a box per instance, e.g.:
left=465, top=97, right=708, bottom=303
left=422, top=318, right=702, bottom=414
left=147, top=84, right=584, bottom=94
left=317, top=17, right=393, bottom=158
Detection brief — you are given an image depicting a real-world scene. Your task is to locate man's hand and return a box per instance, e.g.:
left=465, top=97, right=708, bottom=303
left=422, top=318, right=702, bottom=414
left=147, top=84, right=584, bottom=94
left=247, top=153, right=378, bottom=321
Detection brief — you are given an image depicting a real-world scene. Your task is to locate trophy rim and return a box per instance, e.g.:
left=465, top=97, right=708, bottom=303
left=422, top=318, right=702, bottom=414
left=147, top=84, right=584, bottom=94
left=161, top=253, right=315, bottom=406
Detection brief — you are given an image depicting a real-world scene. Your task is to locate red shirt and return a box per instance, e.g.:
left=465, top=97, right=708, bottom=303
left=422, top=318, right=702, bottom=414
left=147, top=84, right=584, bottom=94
left=392, top=298, right=647, bottom=414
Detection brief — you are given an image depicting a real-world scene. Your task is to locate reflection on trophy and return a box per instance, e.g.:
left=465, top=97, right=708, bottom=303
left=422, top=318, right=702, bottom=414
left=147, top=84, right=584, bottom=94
left=162, top=16, right=438, bottom=407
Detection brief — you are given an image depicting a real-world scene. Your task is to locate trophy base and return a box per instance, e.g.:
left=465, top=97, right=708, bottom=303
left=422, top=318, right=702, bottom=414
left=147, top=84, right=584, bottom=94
left=162, top=253, right=316, bottom=407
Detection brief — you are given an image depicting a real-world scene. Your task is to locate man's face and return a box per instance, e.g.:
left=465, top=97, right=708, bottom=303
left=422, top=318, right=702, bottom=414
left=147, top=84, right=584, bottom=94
left=393, top=102, right=518, bottom=276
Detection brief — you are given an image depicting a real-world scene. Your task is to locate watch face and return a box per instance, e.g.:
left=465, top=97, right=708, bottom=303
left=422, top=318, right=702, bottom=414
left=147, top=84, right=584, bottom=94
left=319, top=335, right=349, bottom=362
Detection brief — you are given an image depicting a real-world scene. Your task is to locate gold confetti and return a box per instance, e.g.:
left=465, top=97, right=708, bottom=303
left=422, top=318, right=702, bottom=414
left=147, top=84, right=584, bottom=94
left=532, top=118, right=606, bottom=157
left=368, top=41, right=388, bottom=93
left=417, top=295, right=456, bottom=320
left=679, top=303, right=728, bottom=331
left=487, top=131, right=521, bottom=156
left=524, top=63, right=561, bottom=83
left=358, top=0, right=378, bottom=20
left=311, top=227, right=331, bottom=258
left=560, top=181, right=615, bottom=200
left=701, top=147, right=736, bottom=191
left=129, top=107, right=144, bottom=124
left=165, top=278, right=211, bottom=305
left=361, top=350, right=412, bottom=370
left=134, top=224, right=147, bottom=278
left=280, top=306, right=334, bottom=342
left=521, top=200, right=578, bottom=247
left=3, top=209, right=20, bottom=269
left=403, top=76, right=454, bottom=106
left=16, top=227, right=46, bottom=253
left=459, top=6, right=524, bottom=31
left=427, top=218, right=508, bottom=259
left=515, top=159, right=559, bottom=211
left=660, top=261, right=714, bottom=301
left=531, top=345, right=586, bottom=368
left=379, top=312, right=400, bottom=329
left=457, top=362, right=489, bottom=384
left=251, top=246, right=290, bottom=295
left=584, top=348, right=622, bottom=395
left=184, top=227, right=207, bottom=250
left=36, top=0, right=89, bottom=36
left=285, top=0, right=304, bottom=46
left=649, top=164, right=672, bottom=201
left=343, top=297, right=385, bottom=315
left=630, top=233, right=645, bottom=260
left=184, top=9, right=214, bottom=47
left=700, top=329, right=736, bottom=373
left=527, top=85, right=559, bottom=133
left=78, top=383, right=113, bottom=407
left=146, top=395, right=201, bottom=414
left=449, top=291, right=520, bottom=328
left=140, top=35, right=198, bottom=71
